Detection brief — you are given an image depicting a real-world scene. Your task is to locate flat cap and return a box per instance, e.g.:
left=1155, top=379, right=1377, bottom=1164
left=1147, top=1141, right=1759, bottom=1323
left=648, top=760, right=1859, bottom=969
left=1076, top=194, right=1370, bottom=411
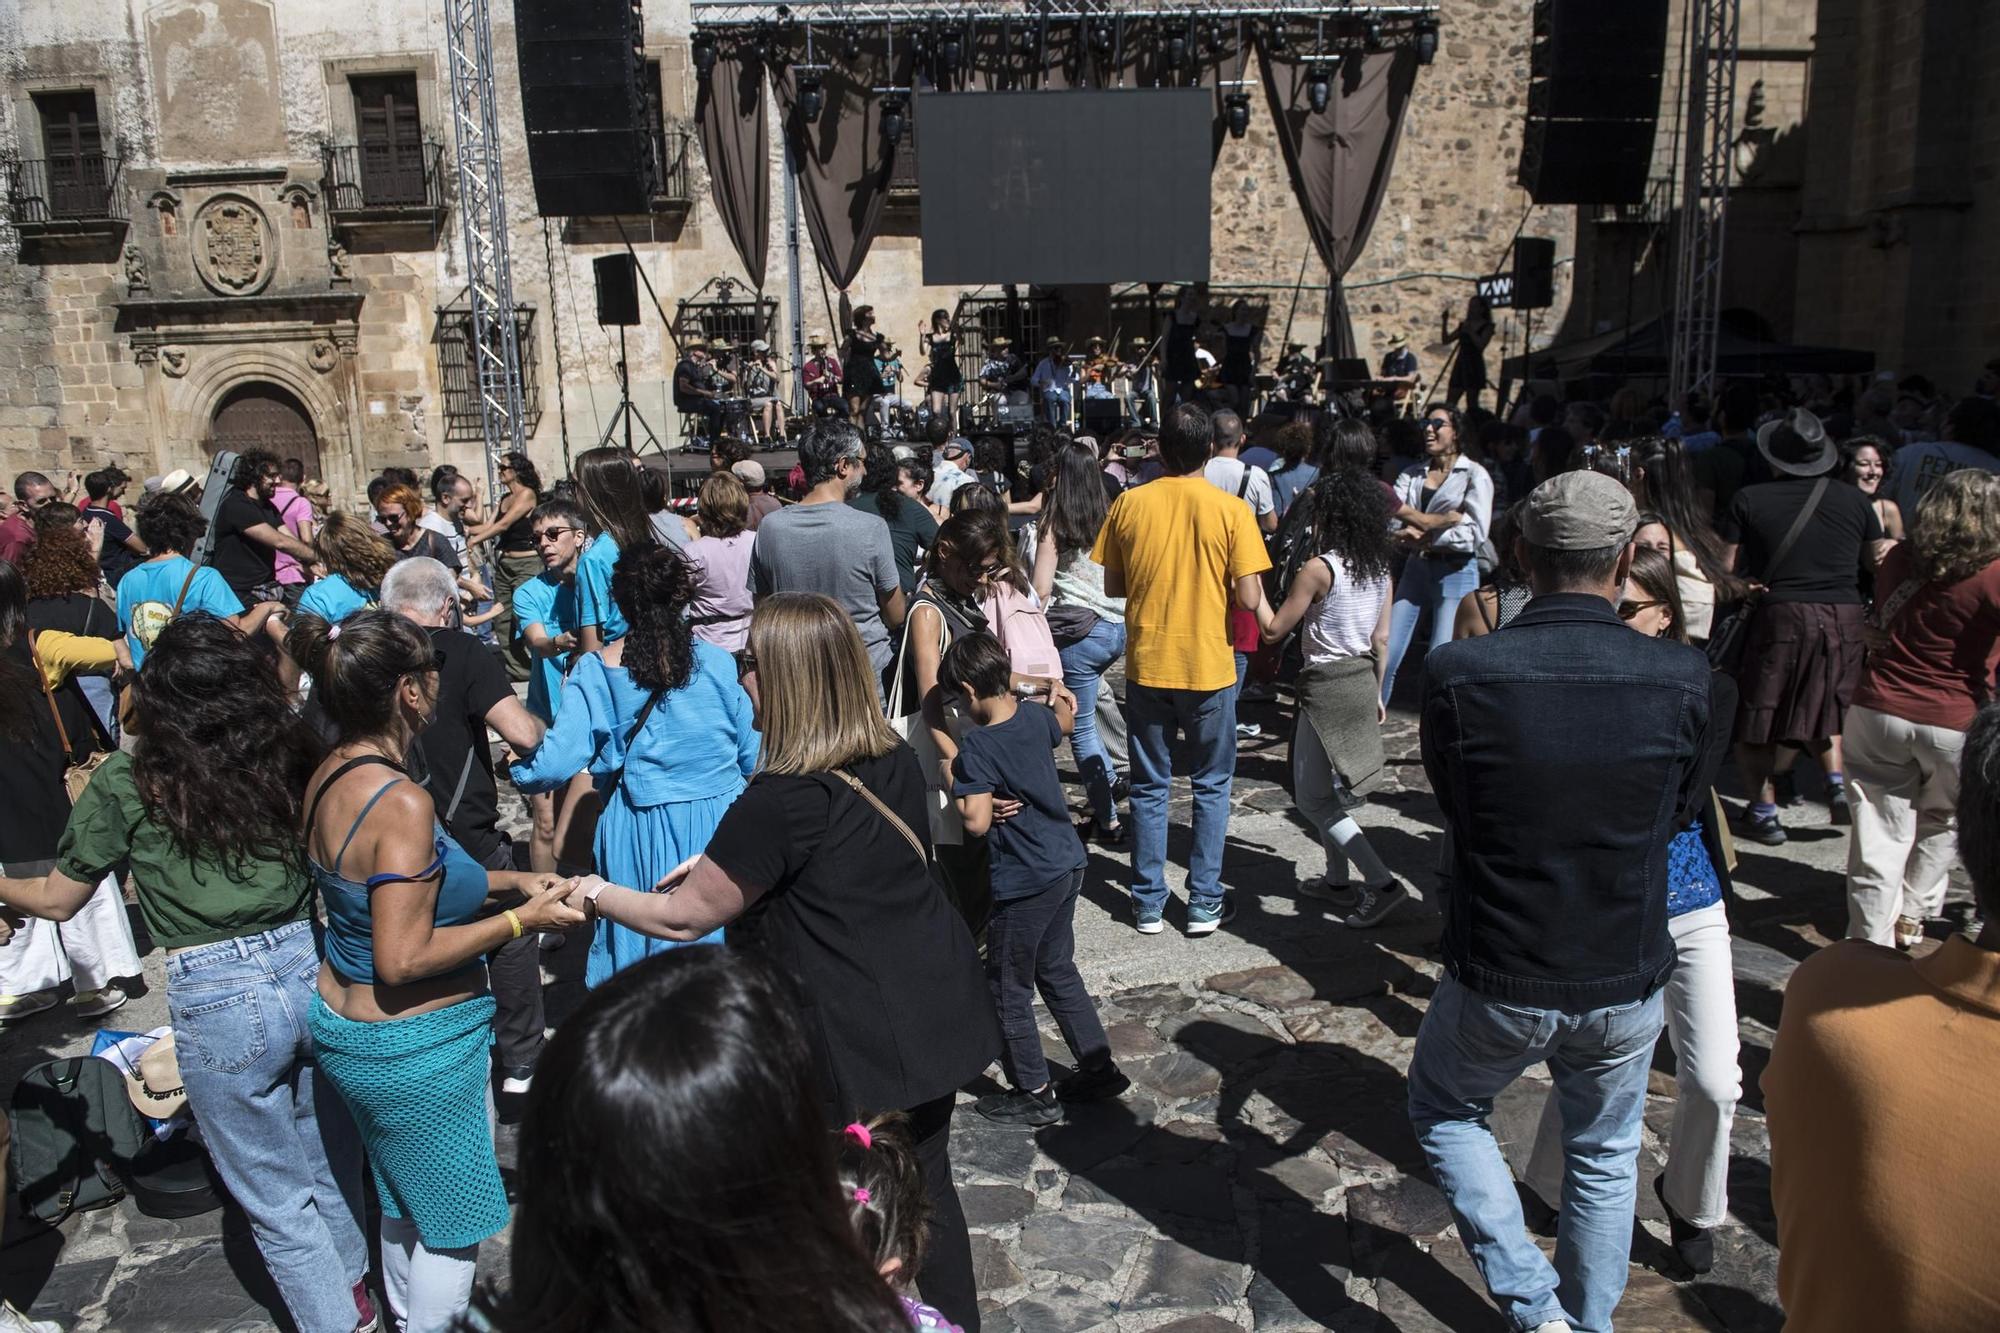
left=730, top=459, right=767, bottom=488
left=1519, top=470, right=1637, bottom=550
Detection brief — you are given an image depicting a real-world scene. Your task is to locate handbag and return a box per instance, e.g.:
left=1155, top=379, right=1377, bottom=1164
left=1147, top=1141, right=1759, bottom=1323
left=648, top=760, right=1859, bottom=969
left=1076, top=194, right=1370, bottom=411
left=1044, top=600, right=1100, bottom=648
left=1707, top=476, right=1828, bottom=675
left=8, top=1057, right=146, bottom=1226
left=27, top=632, right=117, bottom=804
left=556, top=688, right=663, bottom=870
left=885, top=601, right=964, bottom=847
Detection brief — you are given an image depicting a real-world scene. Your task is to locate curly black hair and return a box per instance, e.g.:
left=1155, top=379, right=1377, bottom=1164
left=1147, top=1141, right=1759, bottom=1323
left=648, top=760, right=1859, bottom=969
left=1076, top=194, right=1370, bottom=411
left=612, top=543, right=697, bottom=695
left=129, top=613, right=325, bottom=873
left=1293, top=457, right=1395, bottom=585
left=134, top=491, right=205, bottom=556
left=857, top=442, right=902, bottom=521
left=501, top=451, right=543, bottom=495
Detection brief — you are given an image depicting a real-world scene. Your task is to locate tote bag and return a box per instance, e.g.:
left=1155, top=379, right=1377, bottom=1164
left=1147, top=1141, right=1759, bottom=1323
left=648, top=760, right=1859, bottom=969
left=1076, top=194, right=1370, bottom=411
left=885, top=603, right=965, bottom=846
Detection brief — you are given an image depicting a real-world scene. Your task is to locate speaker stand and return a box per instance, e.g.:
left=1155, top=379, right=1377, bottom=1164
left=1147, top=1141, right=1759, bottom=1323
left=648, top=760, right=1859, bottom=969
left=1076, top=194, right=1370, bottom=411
left=599, top=325, right=665, bottom=457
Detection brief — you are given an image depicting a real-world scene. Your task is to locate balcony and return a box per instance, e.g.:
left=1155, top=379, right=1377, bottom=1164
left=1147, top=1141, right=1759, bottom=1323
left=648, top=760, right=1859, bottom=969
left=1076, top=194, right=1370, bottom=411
left=321, top=140, right=448, bottom=244
left=648, top=119, right=696, bottom=216
left=887, top=120, right=919, bottom=205
left=3, top=154, right=128, bottom=252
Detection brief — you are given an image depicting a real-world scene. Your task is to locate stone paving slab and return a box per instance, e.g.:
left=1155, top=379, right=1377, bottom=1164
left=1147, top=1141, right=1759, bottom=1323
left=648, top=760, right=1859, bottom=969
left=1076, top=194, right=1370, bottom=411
left=0, top=692, right=1973, bottom=1330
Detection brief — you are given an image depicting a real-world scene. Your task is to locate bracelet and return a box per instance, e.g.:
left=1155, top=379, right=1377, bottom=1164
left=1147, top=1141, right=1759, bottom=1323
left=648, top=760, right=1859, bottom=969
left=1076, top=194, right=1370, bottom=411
left=503, top=909, right=524, bottom=940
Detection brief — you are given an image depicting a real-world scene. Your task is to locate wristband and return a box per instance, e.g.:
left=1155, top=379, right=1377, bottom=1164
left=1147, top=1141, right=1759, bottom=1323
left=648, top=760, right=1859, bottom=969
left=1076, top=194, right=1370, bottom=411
left=503, top=909, right=524, bottom=940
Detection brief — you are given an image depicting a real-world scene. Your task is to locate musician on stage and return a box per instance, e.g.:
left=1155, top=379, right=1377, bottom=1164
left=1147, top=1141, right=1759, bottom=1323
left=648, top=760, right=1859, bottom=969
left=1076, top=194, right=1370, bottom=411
left=874, top=340, right=908, bottom=433
left=1276, top=342, right=1318, bottom=405
left=1123, top=337, right=1159, bottom=426
left=1441, top=293, right=1495, bottom=411
left=842, top=305, right=888, bottom=426
left=1165, top=285, right=1203, bottom=410
left=740, top=338, right=787, bottom=443
left=921, top=308, right=965, bottom=422
left=1220, top=298, right=1262, bottom=416
left=1380, top=332, right=1419, bottom=389
left=801, top=332, right=844, bottom=416
left=1031, top=337, right=1078, bottom=428
left=672, top=335, right=735, bottom=440
left=979, top=335, right=1027, bottom=395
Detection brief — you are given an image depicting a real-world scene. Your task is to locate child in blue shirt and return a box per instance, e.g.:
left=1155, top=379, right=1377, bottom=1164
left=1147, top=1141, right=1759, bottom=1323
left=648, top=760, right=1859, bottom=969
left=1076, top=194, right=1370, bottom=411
left=943, top=632, right=1127, bottom=1126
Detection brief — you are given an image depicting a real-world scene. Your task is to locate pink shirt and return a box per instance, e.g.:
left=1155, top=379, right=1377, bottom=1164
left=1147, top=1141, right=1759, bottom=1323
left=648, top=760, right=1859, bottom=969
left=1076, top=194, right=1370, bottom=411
left=270, top=484, right=313, bottom=585
left=683, top=530, right=755, bottom=652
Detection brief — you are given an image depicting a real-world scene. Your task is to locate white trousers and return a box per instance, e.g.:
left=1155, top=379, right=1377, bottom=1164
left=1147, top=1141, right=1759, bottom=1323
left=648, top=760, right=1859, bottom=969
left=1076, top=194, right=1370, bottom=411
left=0, top=874, right=140, bottom=997
left=1526, top=902, right=1740, bottom=1229
left=1843, top=704, right=1963, bottom=945
left=378, top=1088, right=493, bottom=1333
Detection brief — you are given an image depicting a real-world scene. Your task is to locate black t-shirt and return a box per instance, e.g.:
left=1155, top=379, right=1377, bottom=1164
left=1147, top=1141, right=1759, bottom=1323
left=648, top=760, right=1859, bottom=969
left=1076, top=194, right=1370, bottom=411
left=0, top=639, right=72, bottom=868
left=707, top=744, right=998, bottom=1120
left=406, top=627, right=512, bottom=863
left=1720, top=476, right=1882, bottom=605
left=25, top=594, right=115, bottom=765
left=847, top=493, right=938, bottom=596
left=672, top=357, right=714, bottom=409
left=398, top=528, right=462, bottom=576
left=83, top=504, right=140, bottom=588
left=211, top=489, right=280, bottom=598
left=951, top=701, right=1086, bottom=899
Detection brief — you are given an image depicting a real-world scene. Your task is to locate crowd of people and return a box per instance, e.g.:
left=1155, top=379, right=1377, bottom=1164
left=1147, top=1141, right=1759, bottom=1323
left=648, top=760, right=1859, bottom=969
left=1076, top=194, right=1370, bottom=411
left=0, top=353, right=1994, bottom=1333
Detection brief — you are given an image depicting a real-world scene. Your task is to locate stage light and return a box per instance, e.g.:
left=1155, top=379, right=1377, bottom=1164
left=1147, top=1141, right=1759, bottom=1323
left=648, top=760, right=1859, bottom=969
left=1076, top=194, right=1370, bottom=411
left=1090, top=22, right=1114, bottom=56
left=1018, top=26, right=1037, bottom=54
left=941, top=33, right=961, bottom=73
left=843, top=31, right=862, bottom=61
left=798, top=72, right=824, bottom=124
left=1166, top=34, right=1188, bottom=70
left=692, top=31, right=717, bottom=78
left=1224, top=92, right=1251, bottom=139
left=1269, top=23, right=1290, bottom=53
left=1364, top=20, right=1383, bottom=48
left=1307, top=69, right=1330, bottom=113
left=881, top=94, right=907, bottom=147
left=1416, top=20, right=1440, bottom=66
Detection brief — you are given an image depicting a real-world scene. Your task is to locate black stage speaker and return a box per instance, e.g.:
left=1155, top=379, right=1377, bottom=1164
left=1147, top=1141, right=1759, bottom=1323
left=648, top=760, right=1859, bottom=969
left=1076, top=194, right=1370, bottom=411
left=1512, top=237, right=1556, bottom=311
left=593, top=254, right=641, bottom=326
left=1517, top=0, right=1671, bottom=206
left=1080, top=398, right=1124, bottom=435
left=516, top=0, right=655, bottom=216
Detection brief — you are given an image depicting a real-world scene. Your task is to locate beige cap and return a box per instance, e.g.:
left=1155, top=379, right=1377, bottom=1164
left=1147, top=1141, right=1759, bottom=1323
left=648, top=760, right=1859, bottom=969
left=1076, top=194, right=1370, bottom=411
left=731, top=459, right=767, bottom=488
left=1519, top=470, right=1638, bottom=550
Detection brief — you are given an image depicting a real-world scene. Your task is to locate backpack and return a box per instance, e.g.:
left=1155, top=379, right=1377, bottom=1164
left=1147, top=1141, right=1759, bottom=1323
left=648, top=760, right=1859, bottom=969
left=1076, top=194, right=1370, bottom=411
left=9, top=1056, right=148, bottom=1225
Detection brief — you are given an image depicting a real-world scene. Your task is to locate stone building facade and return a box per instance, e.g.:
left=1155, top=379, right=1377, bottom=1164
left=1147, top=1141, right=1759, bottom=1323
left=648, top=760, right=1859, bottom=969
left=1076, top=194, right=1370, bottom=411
left=0, top=0, right=1826, bottom=493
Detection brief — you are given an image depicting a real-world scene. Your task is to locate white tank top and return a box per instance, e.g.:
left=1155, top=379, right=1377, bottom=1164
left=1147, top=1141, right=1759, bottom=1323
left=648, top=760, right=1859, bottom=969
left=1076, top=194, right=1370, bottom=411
left=1303, top=554, right=1389, bottom=665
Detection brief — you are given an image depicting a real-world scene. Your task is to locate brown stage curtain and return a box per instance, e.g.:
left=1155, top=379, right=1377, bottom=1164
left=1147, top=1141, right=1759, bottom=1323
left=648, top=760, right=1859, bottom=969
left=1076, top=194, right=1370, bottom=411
left=695, top=37, right=770, bottom=291
left=770, top=35, right=912, bottom=290
left=1256, top=46, right=1418, bottom=358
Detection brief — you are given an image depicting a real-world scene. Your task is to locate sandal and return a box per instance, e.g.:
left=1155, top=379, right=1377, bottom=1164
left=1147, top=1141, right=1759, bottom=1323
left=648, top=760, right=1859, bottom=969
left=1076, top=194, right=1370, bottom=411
left=1894, top=915, right=1924, bottom=951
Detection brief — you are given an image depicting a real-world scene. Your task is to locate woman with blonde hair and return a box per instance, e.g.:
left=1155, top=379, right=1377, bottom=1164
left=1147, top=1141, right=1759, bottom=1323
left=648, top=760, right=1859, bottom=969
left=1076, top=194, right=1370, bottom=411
left=295, top=511, right=398, bottom=624
left=563, top=593, right=997, bottom=1332
left=683, top=470, right=755, bottom=652
left=1844, top=468, right=2000, bottom=948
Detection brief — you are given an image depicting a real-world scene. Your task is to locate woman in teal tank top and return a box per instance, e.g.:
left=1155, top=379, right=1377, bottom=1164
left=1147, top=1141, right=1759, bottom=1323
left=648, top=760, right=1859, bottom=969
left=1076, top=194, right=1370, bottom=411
left=288, top=610, right=583, bottom=1333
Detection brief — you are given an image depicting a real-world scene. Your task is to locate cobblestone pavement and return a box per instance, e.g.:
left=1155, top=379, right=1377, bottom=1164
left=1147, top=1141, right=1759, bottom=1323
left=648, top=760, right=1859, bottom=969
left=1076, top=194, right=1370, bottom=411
left=0, top=694, right=1971, bottom=1331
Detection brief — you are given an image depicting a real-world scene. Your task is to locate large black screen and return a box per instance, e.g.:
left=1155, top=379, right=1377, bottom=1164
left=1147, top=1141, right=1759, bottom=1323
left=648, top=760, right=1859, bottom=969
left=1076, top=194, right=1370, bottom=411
left=915, top=89, right=1211, bottom=286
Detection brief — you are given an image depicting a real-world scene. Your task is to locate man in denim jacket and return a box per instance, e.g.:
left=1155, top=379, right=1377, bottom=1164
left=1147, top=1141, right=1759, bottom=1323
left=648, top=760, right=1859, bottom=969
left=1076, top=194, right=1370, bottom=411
left=1410, top=469, right=1712, bottom=1333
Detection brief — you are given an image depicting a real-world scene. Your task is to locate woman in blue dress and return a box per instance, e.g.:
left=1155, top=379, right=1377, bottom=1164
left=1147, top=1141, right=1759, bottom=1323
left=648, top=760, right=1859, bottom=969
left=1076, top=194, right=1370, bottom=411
left=569, top=446, right=657, bottom=653
left=510, top=543, right=758, bottom=986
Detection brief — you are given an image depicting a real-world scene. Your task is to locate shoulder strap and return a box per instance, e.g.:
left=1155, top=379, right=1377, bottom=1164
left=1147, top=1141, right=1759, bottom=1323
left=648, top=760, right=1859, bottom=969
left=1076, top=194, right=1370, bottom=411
left=170, top=564, right=199, bottom=617
left=601, top=689, right=664, bottom=805
left=24, top=632, right=74, bottom=760
left=1236, top=467, right=1251, bottom=500
left=1874, top=572, right=1927, bottom=629
left=830, top=768, right=928, bottom=867
left=1473, top=586, right=1497, bottom=633
left=329, top=778, right=408, bottom=876
left=1764, top=477, right=1830, bottom=582
left=304, top=754, right=406, bottom=854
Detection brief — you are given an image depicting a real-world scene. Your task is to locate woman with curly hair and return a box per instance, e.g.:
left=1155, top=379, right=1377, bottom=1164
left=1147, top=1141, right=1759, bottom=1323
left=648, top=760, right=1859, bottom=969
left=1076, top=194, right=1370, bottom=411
left=0, top=612, right=371, bottom=1333
left=464, top=452, right=544, bottom=683
left=295, top=511, right=398, bottom=624
left=851, top=442, right=939, bottom=596
left=1843, top=469, right=2000, bottom=949
left=509, top=543, right=758, bottom=985
left=22, top=503, right=120, bottom=733
left=1257, top=439, right=1406, bottom=928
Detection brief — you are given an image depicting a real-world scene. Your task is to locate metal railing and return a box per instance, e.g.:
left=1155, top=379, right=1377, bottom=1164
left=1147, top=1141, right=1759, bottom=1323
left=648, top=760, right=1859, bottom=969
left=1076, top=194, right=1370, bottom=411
left=322, top=140, right=448, bottom=213
left=888, top=118, right=919, bottom=197
left=650, top=119, right=696, bottom=207
left=437, top=303, right=542, bottom=444
left=3, top=154, right=127, bottom=226
left=1594, top=174, right=1675, bottom=227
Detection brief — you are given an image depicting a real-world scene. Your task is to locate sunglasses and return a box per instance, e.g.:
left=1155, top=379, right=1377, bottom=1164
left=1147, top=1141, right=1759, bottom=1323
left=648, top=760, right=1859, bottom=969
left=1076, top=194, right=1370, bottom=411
left=532, top=526, right=578, bottom=544
left=1616, top=599, right=1663, bottom=621
left=733, top=649, right=758, bottom=680
left=1423, top=419, right=1451, bottom=433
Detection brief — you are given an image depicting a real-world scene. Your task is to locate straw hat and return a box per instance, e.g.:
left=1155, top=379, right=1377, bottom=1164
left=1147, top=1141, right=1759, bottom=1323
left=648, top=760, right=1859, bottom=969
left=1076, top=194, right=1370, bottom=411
left=1386, top=332, right=1410, bottom=350
left=158, top=468, right=196, bottom=497
left=989, top=336, right=1013, bottom=350
left=125, top=1034, right=187, bottom=1120
left=808, top=331, right=830, bottom=348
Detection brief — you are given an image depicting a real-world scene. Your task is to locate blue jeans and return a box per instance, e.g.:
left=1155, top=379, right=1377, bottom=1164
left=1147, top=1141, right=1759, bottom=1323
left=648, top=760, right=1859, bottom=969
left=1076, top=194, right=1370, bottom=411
left=1127, top=680, right=1236, bottom=917
left=166, top=921, right=369, bottom=1333
left=1382, top=553, right=1480, bottom=703
left=1043, top=388, right=1072, bottom=426
left=1407, top=975, right=1666, bottom=1333
left=1058, top=619, right=1127, bottom=826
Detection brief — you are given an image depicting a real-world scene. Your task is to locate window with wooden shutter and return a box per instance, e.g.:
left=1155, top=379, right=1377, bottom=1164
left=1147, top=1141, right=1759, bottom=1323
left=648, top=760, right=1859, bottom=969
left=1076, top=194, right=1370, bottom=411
left=350, top=73, right=426, bottom=207
left=34, top=91, right=107, bottom=220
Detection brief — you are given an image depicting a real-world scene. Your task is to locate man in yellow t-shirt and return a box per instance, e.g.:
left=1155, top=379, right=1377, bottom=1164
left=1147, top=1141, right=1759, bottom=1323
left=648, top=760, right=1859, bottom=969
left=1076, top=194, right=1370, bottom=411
left=1093, top=401, right=1271, bottom=936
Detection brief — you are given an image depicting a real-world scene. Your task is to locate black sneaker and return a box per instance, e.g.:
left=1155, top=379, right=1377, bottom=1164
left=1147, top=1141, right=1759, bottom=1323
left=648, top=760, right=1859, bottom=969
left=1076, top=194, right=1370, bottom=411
left=1827, top=784, right=1852, bottom=826
left=976, top=1086, right=1062, bottom=1126
left=1654, top=1174, right=1714, bottom=1275
left=1740, top=808, right=1787, bottom=846
left=1055, top=1061, right=1131, bottom=1104
left=1111, top=776, right=1131, bottom=805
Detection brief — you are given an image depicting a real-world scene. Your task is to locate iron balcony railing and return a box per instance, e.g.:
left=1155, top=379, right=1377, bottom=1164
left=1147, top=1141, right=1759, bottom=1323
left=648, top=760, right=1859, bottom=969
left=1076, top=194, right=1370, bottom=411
left=322, top=140, right=448, bottom=214
left=650, top=119, right=696, bottom=208
left=4, top=154, right=127, bottom=226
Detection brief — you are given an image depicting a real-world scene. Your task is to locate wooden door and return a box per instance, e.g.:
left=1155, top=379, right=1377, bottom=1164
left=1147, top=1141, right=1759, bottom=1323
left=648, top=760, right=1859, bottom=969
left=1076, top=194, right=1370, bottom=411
left=35, top=91, right=104, bottom=219
left=210, top=384, right=322, bottom=482
left=351, top=74, right=426, bottom=206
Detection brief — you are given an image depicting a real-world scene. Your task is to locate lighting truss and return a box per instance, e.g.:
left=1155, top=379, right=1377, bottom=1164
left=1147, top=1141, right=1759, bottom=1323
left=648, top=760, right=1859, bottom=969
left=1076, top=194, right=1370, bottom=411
left=1668, top=0, right=1740, bottom=405
left=690, top=2, right=1440, bottom=30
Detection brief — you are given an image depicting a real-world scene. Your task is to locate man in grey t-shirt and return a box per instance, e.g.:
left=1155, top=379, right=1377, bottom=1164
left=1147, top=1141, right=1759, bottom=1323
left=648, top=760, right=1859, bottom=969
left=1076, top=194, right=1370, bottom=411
left=751, top=419, right=906, bottom=693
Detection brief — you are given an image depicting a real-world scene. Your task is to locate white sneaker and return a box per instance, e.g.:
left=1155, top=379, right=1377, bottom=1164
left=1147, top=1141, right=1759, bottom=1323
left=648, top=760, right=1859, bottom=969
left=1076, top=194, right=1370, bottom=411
left=0, top=992, right=58, bottom=1025
left=69, top=985, right=129, bottom=1019
left=0, top=1300, right=62, bottom=1333
left=1235, top=722, right=1262, bottom=739
left=1530, top=1322, right=1574, bottom=1333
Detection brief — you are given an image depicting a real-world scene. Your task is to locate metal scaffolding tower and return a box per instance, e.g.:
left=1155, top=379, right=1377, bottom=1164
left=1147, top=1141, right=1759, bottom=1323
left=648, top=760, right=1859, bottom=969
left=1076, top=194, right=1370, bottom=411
left=1667, top=0, right=1740, bottom=406
left=443, top=0, right=527, bottom=497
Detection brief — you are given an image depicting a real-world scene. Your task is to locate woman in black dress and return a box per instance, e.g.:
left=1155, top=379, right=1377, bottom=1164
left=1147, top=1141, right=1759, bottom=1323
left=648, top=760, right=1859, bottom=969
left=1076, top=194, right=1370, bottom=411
left=924, top=308, right=964, bottom=423
left=1443, top=294, right=1495, bottom=412
left=565, top=592, right=998, bottom=1332
left=843, top=305, right=887, bottom=427
left=1220, top=298, right=1261, bottom=417
left=1165, top=285, right=1202, bottom=410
